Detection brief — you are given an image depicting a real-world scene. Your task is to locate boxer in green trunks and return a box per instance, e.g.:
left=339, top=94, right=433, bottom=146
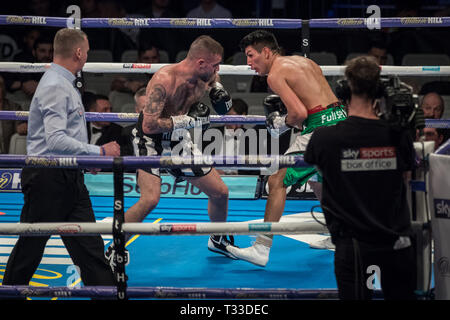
left=227, top=30, right=347, bottom=266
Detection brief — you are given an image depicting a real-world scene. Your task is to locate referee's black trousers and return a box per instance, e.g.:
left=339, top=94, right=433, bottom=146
left=2, top=168, right=115, bottom=287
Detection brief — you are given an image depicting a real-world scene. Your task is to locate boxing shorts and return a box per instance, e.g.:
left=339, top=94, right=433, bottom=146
left=132, top=112, right=211, bottom=180
left=283, top=102, right=347, bottom=187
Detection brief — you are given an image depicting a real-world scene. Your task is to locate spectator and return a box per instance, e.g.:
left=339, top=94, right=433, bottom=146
left=420, top=92, right=445, bottom=119
left=423, top=127, right=447, bottom=151
left=0, top=76, right=27, bottom=153
left=133, top=86, right=147, bottom=114
left=111, top=44, right=160, bottom=94
left=82, top=91, right=97, bottom=112
left=89, top=0, right=136, bottom=61
left=141, top=0, right=178, bottom=18
left=206, top=98, right=256, bottom=175
left=28, top=0, right=53, bottom=16
left=13, top=29, right=42, bottom=63
left=139, top=0, right=181, bottom=62
left=0, top=29, right=42, bottom=94
left=186, top=0, right=232, bottom=18
left=368, top=39, right=389, bottom=65
left=121, top=86, right=146, bottom=156
left=15, top=36, right=53, bottom=99
left=86, top=94, right=129, bottom=155
left=79, top=0, right=100, bottom=18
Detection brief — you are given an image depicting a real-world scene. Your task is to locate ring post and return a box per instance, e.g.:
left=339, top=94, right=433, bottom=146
left=113, top=156, right=128, bottom=300
left=301, top=19, right=310, bottom=58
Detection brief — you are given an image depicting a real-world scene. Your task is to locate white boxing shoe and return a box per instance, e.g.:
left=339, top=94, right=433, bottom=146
left=227, top=235, right=272, bottom=267
left=309, top=236, right=335, bottom=250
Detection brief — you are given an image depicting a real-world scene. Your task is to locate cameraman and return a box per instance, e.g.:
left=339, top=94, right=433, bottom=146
left=304, top=56, right=416, bottom=300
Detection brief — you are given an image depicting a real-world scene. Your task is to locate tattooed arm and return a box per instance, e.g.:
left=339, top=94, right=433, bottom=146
left=142, top=78, right=173, bottom=135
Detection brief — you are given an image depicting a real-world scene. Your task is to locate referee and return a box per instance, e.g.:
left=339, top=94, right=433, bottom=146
left=2, top=28, right=120, bottom=294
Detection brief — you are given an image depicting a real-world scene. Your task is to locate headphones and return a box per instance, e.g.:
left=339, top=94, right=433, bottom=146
left=335, top=78, right=384, bottom=104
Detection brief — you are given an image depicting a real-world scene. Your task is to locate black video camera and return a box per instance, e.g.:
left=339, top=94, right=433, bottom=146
left=378, top=76, right=424, bottom=131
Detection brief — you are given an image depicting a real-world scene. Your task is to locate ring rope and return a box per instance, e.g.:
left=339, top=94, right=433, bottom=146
left=0, top=220, right=426, bottom=237
left=1, top=62, right=450, bottom=76
left=0, top=285, right=386, bottom=299
left=0, top=154, right=309, bottom=169
left=0, top=221, right=328, bottom=236
left=1, top=15, right=449, bottom=29
left=0, top=111, right=448, bottom=128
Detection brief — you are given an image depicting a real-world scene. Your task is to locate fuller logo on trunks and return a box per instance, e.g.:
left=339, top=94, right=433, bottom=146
left=321, top=109, right=346, bottom=124
left=341, top=146, right=397, bottom=172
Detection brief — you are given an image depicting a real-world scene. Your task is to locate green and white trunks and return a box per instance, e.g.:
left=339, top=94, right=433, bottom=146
left=283, top=102, right=347, bottom=187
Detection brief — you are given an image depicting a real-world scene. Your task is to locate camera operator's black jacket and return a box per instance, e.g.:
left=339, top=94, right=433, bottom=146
left=304, top=116, right=415, bottom=245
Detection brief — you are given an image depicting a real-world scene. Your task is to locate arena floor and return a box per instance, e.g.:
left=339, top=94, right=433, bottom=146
left=0, top=192, right=337, bottom=300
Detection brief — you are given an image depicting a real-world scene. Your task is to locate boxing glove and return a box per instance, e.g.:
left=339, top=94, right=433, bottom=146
left=209, top=82, right=232, bottom=115
left=171, top=102, right=210, bottom=130
left=263, top=95, right=291, bottom=137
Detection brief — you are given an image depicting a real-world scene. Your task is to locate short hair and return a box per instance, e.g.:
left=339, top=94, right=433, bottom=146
left=230, top=98, right=248, bottom=115
left=95, top=94, right=109, bottom=102
left=33, top=35, right=53, bottom=50
left=82, top=91, right=97, bottom=111
left=345, top=55, right=381, bottom=100
left=187, top=35, right=223, bottom=60
left=239, top=30, right=281, bottom=54
left=53, top=28, right=87, bottom=58
left=134, top=86, right=146, bottom=102
left=138, top=43, right=158, bottom=56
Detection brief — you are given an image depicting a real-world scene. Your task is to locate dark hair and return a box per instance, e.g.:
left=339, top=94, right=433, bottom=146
left=230, top=98, right=248, bottom=115
left=239, top=30, right=280, bottom=54
left=33, top=35, right=53, bottom=50
left=95, top=94, right=109, bottom=102
left=345, top=56, right=381, bottom=100
left=138, top=43, right=159, bottom=56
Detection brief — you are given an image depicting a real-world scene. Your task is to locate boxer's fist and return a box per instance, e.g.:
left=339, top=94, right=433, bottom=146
left=209, top=82, right=232, bottom=115
left=188, top=102, right=211, bottom=130
left=263, top=95, right=291, bottom=137
left=263, top=94, right=287, bottom=116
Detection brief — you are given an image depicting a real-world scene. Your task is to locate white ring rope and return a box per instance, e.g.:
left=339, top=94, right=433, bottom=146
left=1, top=62, right=450, bottom=76
left=0, top=221, right=328, bottom=236
left=0, top=220, right=425, bottom=236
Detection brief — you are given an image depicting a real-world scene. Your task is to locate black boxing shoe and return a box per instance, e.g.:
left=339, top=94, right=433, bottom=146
left=208, top=235, right=238, bottom=259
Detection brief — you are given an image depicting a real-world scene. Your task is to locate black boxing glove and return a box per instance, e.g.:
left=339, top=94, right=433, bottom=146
left=171, top=102, right=210, bottom=130
left=209, top=82, right=232, bottom=115
left=263, top=95, right=291, bottom=137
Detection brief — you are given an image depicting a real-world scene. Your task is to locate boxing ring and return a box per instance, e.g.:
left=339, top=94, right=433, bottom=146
left=0, top=14, right=450, bottom=303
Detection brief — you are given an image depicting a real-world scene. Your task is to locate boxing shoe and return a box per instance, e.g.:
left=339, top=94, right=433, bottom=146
left=226, top=235, right=272, bottom=267
left=309, top=236, right=335, bottom=250
left=208, top=235, right=238, bottom=259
